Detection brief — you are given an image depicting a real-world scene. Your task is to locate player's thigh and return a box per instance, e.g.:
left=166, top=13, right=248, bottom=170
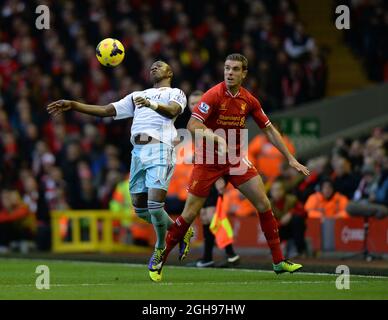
left=129, top=147, right=147, bottom=194
left=148, top=188, right=167, bottom=203
left=144, top=143, right=175, bottom=198
left=145, top=164, right=173, bottom=197
left=236, top=175, right=271, bottom=213
left=188, top=165, right=224, bottom=198
left=182, top=193, right=208, bottom=223
left=200, top=206, right=215, bottom=225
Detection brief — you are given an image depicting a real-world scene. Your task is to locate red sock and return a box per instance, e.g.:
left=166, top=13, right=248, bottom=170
left=259, top=210, right=284, bottom=264
left=164, top=216, right=191, bottom=258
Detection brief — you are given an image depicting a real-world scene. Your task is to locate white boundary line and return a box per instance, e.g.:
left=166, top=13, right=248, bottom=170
left=1, top=258, right=388, bottom=279
left=0, top=280, right=371, bottom=289
left=0, top=284, right=116, bottom=288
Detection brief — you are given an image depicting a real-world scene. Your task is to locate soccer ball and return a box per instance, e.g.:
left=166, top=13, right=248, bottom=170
left=96, top=38, right=125, bottom=67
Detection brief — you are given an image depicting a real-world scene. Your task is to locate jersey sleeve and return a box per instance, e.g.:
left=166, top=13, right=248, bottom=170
left=250, top=96, right=271, bottom=129
left=169, top=88, right=187, bottom=114
left=111, top=93, right=135, bottom=120
left=191, top=90, right=216, bottom=123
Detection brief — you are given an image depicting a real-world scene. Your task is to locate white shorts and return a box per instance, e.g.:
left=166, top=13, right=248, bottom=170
left=129, top=143, right=176, bottom=194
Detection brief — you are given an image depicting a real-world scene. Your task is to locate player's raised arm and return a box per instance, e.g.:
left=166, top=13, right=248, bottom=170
left=133, top=96, right=181, bottom=119
left=47, top=100, right=116, bottom=118
left=262, top=124, right=310, bottom=176
left=187, top=117, right=227, bottom=155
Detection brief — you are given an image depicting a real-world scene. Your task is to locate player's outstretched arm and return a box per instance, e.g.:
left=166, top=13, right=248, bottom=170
left=263, top=124, right=310, bottom=176
left=47, top=100, right=116, bottom=118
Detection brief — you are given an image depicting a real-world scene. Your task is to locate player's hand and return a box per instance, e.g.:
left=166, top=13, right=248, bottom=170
left=47, top=100, right=72, bottom=117
left=289, top=158, right=310, bottom=176
left=133, top=96, right=150, bottom=108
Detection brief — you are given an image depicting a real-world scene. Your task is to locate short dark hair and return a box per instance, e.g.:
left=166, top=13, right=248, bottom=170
left=225, top=53, right=248, bottom=70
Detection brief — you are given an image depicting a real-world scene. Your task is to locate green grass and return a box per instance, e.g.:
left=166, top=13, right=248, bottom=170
left=0, top=258, right=387, bottom=299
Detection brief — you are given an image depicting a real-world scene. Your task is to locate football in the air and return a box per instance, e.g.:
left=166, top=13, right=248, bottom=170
left=96, top=38, right=125, bottom=67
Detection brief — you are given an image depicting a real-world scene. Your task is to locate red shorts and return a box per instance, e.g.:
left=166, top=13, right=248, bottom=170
left=188, top=159, right=258, bottom=197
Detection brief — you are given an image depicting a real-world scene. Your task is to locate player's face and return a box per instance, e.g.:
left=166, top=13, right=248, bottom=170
left=188, top=94, right=202, bottom=112
left=150, top=61, right=172, bottom=83
left=224, top=60, right=247, bottom=88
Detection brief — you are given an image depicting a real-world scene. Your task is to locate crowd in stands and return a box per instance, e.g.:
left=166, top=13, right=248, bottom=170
left=3, top=0, right=387, bottom=254
left=339, top=0, right=388, bottom=82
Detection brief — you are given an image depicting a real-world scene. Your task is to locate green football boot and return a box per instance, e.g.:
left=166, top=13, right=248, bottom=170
left=273, top=260, right=303, bottom=274
left=148, top=247, right=165, bottom=282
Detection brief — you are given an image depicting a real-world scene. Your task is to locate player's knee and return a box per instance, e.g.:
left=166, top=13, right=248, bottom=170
left=131, top=193, right=147, bottom=208
left=182, top=195, right=206, bottom=223
left=182, top=207, right=200, bottom=223
left=184, top=211, right=197, bottom=223
left=254, top=196, right=271, bottom=213
left=147, top=200, right=164, bottom=221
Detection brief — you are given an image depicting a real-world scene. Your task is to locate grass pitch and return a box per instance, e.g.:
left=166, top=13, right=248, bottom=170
left=0, top=258, right=387, bottom=300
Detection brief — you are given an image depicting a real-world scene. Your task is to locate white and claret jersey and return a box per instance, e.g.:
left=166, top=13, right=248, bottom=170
left=112, top=87, right=187, bottom=147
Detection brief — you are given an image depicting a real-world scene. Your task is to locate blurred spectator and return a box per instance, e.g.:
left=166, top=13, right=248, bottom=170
left=284, top=22, right=315, bottom=59
left=348, top=139, right=365, bottom=173
left=304, top=47, right=328, bottom=100
left=98, top=169, right=124, bottom=208
left=281, top=62, right=307, bottom=108
left=341, top=0, right=388, bottom=82
left=222, top=187, right=256, bottom=217
left=331, top=154, right=360, bottom=199
left=0, top=189, right=35, bottom=253
left=21, top=174, right=51, bottom=251
left=295, top=156, right=331, bottom=202
left=304, top=179, right=349, bottom=219
left=109, top=174, right=144, bottom=245
left=346, top=163, right=388, bottom=219
left=248, top=128, right=296, bottom=183
left=269, top=180, right=307, bottom=257
left=78, top=177, right=100, bottom=210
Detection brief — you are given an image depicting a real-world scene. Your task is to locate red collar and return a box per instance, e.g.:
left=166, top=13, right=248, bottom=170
left=222, top=81, right=241, bottom=98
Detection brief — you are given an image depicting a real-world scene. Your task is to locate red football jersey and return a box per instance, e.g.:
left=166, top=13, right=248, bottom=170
left=191, top=82, right=271, bottom=165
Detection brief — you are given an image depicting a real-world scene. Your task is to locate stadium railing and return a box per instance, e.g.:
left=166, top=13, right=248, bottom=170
left=51, top=210, right=150, bottom=253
